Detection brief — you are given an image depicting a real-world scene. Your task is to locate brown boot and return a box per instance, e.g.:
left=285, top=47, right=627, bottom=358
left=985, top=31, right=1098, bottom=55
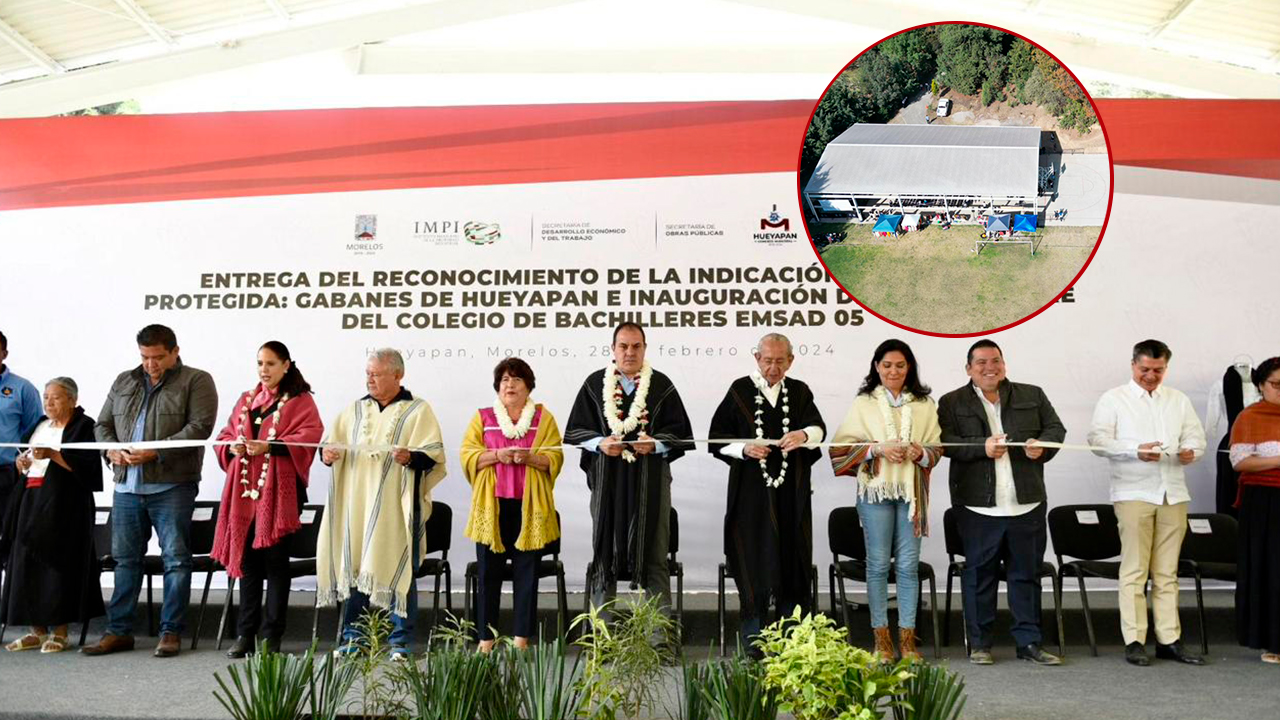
left=873, top=626, right=896, bottom=664
left=899, top=627, right=922, bottom=663
left=80, top=634, right=135, bottom=656
left=154, top=632, right=181, bottom=658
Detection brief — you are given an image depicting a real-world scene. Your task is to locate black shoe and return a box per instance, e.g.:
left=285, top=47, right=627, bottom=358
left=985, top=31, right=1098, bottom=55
left=226, top=636, right=255, bottom=659
left=1155, top=640, right=1205, bottom=665
left=261, top=637, right=281, bottom=655
left=1125, top=642, right=1150, bottom=666
left=1016, top=642, right=1063, bottom=666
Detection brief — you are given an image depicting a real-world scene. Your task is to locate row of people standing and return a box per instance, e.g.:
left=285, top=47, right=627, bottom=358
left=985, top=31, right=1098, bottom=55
left=1, top=325, right=1279, bottom=668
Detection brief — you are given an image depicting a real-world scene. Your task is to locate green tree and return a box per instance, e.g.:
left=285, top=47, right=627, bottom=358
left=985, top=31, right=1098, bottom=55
left=854, top=48, right=916, bottom=119
left=877, top=26, right=938, bottom=83
left=801, top=74, right=877, bottom=185
left=936, top=25, right=1006, bottom=96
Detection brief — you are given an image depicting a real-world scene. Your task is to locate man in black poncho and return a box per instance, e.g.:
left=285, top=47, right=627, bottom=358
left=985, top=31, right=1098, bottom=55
left=708, top=333, right=825, bottom=654
left=565, top=322, right=694, bottom=624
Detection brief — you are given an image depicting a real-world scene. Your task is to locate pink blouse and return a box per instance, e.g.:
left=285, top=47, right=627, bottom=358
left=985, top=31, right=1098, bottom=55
left=480, top=406, right=542, bottom=499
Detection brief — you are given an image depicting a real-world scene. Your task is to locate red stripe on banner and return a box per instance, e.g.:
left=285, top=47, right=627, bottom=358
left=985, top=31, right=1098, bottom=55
left=0, top=101, right=812, bottom=210
left=0, top=99, right=1276, bottom=210
left=1098, top=99, right=1280, bottom=181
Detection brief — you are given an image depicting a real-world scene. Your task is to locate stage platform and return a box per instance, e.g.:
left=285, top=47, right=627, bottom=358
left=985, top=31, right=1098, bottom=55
left=1, top=588, right=1276, bottom=720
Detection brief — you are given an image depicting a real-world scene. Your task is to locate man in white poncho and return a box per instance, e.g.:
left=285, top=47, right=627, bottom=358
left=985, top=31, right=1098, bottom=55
left=317, top=348, right=446, bottom=656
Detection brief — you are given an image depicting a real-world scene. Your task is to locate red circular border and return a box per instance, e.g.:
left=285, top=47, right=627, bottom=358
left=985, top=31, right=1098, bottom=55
left=797, top=20, right=1115, bottom=338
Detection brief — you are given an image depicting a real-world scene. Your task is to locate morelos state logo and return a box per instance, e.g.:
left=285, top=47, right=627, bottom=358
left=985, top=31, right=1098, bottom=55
left=753, top=204, right=799, bottom=244
left=463, top=221, right=501, bottom=245
left=349, top=214, right=383, bottom=255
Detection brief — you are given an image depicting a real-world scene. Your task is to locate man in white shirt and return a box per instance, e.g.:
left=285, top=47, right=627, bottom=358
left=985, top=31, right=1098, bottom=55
left=1089, top=339, right=1206, bottom=666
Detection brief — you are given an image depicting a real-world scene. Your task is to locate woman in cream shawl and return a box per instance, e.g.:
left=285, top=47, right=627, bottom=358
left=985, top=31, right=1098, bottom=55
left=830, top=339, right=941, bottom=663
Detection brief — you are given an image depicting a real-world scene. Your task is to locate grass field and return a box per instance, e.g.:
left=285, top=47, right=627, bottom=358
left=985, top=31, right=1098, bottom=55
left=814, top=223, right=1100, bottom=334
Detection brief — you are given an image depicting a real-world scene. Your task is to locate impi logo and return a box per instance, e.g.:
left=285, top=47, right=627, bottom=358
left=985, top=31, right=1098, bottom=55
left=464, top=221, right=502, bottom=245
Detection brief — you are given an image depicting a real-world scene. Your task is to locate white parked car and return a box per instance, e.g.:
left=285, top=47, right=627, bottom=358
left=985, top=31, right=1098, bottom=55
left=937, top=98, right=952, bottom=117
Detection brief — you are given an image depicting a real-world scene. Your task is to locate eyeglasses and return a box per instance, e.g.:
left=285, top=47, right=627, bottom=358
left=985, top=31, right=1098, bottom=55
left=1266, top=380, right=1280, bottom=390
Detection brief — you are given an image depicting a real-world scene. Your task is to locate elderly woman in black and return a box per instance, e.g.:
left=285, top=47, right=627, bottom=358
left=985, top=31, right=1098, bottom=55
left=2, top=377, right=104, bottom=653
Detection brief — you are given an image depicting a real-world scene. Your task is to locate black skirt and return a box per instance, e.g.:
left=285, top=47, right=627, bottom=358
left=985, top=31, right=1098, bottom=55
left=1, top=478, right=104, bottom=627
left=1237, top=484, right=1280, bottom=653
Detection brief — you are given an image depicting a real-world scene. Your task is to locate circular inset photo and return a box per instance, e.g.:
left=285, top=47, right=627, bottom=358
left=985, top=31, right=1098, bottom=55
left=799, top=22, right=1111, bottom=337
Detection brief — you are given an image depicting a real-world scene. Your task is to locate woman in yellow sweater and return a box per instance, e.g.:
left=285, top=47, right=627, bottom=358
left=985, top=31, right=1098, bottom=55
left=460, top=358, right=563, bottom=651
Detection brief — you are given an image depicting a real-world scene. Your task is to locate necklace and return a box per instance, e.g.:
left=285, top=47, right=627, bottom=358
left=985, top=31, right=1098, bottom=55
left=493, top=397, right=536, bottom=439
left=237, top=390, right=288, bottom=501
left=602, top=361, right=652, bottom=463
left=753, top=376, right=790, bottom=488
left=875, top=385, right=914, bottom=453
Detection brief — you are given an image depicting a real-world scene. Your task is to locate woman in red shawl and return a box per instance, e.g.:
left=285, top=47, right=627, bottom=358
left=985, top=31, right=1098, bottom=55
left=1231, top=356, right=1280, bottom=664
left=211, top=341, right=323, bottom=657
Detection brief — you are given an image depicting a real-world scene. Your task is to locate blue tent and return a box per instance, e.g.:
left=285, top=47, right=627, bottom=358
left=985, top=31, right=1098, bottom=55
left=872, top=214, right=902, bottom=234
left=986, top=214, right=1011, bottom=233
left=1013, top=214, right=1038, bottom=233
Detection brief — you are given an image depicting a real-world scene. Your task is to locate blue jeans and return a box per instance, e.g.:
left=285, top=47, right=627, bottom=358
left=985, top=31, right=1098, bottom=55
left=106, top=484, right=197, bottom=636
left=341, top=512, right=421, bottom=649
left=860, top=499, right=920, bottom=629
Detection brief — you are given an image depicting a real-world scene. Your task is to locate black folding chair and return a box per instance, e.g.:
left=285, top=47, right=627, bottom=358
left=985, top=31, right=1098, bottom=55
left=828, top=506, right=940, bottom=658
left=582, top=506, right=684, bottom=638
left=1048, top=504, right=1120, bottom=657
left=216, top=504, right=326, bottom=649
left=142, top=500, right=220, bottom=649
left=717, top=560, right=818, bottom=656
left=1178, top=512, right=1238, bottom=655
left=941, top=507, right=1063, bottom=654
left=334, top=501, right=454, bottom=643
left=464, top=510, right=569, bottom=640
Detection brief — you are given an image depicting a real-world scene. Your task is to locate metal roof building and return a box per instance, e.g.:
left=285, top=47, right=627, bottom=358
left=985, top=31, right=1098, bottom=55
left=802, top=123, right=1043, bottom=222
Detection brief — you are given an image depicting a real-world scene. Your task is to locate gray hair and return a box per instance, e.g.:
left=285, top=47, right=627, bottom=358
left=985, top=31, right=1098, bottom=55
left=45, top=376, right=78, bottom=401
left=754, top=333, right=793, bottom=357
left=369, top=348, right=405, bottom=376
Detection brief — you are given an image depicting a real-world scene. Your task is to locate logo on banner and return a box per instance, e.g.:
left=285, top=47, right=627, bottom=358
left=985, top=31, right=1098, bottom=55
left=463, top=221, right=502, bottom=245
left=349, top=215, right=383, bottom=256
left=753, top=204, right=798, bottom=244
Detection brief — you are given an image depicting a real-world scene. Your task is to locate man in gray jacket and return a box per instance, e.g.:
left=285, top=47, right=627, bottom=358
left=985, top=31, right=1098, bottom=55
left=83, top=324, right=217, bottom=658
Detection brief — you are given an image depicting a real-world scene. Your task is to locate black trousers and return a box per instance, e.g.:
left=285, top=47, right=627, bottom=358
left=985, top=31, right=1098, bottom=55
left=475, top=498, right=540, bottom=641
left=236, top=521, right=293, bottom=641
left=955, top=504, right=1047, bottom=649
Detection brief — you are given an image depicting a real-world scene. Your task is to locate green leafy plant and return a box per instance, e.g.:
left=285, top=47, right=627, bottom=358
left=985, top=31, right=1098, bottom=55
left=698, top=655, right=778, bottom=720
left=890, top=663, right=966, bottom=720
left=213, top=641, right=313, bottom=720
left=672, top=660, right=711, bottom=720
left=398, top=645, right=494, bottom=720
left=308, top=649, right=360, bottom=720
left=347, top=607, right=410, bottom=720
left=756, top=608, right=912, bottom=720
left=572, top=596, right=678, bottom=720
left=509, top=635, right=586, bottom=720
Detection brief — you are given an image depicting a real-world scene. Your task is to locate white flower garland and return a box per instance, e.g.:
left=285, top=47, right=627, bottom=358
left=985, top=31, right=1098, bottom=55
left=753, top=376, right=790, bottom=488
left=602, top=361, right=652, bottom=463
left=237, top=392, right=289, bottom=501
left=358, top=397, right=410, bottom=461
left=493, top=396, right=536, bottom=439
left=874, top=385, right=914, bottom=456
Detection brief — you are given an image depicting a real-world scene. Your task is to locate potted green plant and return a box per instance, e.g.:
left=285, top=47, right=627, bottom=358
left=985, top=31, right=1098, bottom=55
left=756, top=608, right=913, bottom=720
